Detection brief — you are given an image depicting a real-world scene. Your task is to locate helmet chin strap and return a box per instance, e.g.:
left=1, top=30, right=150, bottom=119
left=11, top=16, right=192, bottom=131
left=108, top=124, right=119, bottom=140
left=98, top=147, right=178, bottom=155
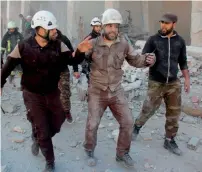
left=37, top=29, right=50, bottom=41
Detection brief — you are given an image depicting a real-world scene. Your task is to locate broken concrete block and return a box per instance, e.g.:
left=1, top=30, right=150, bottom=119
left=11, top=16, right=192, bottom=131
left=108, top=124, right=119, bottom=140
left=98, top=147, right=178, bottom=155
left=187, top=137, right=200, bottom=150
left=140, top=133, right=152, bottom=141
left=12, top=136, right=25, bottom=143
left=12, top=126, right=25, bottom=134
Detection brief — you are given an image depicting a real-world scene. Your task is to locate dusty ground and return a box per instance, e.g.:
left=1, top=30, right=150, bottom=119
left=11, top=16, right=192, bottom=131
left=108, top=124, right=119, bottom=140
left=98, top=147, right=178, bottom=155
left=1, top=68, right=202, bottom=172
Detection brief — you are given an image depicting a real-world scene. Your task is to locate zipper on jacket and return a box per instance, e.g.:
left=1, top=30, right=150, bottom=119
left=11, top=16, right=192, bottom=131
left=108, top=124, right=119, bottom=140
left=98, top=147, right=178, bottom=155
left=166, top=38, right=171, bottom=83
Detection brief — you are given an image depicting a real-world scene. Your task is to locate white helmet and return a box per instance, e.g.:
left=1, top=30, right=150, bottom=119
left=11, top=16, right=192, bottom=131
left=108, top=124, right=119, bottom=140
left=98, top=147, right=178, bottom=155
left=102, top=8, right=123, bottom=25
left=90, top=17, right=102, bottom=26
left=7, top=21, right=17, bottom=29
left=31, top=10, right=57, bottom=30
left=26, top=15, right=32, bottom=21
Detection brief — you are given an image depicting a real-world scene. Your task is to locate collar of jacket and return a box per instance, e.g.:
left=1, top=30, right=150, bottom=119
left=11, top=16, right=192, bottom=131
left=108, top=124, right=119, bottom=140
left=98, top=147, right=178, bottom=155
left=98, top=35, right=121, bottom=46
left=29, top=35, right=55, bottom=48
left=91, top=30, right=100, bottom=38
left=158, top=30, right=177, bottom=38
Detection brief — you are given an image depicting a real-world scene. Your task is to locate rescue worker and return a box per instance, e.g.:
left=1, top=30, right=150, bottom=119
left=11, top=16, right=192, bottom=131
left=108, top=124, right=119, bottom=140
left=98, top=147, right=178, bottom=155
left=132, top=13, right=190, bottom=156
left=1, top=10, right=92, bottom=172
left=83, top=9, right=156, bottom=168
left=19, top=14, right=35, bottom=39
left=81, top=17, right=102, bottom=81
left=1, top=21, right=23, bottom=82
left=56, top=29, right=80, bottom=123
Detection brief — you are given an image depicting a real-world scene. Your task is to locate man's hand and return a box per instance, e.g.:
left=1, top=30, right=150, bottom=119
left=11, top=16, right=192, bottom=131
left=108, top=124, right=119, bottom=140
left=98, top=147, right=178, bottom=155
left=73, top=72, right=80, bottom=79
left=145, top=53, right=156, bottom=66
left=72, top=51, right=75, bottom=57
left=184, top=78, right=190, bottom=94
left=77, top=36, right=92, bottom=53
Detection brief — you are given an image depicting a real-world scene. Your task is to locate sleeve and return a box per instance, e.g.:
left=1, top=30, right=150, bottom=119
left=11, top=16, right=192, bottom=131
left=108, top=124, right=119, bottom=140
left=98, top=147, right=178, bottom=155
left=60, top=42, right=85, bottom=66
left=1, top=34, right=7, bottom=53
left=125, top=43, right=147, bottom=68
left=142, top=36, right=155, bottom=54
left=1, top=44, right=21, bottom=88
left=178, top=39, right=188, bottom=70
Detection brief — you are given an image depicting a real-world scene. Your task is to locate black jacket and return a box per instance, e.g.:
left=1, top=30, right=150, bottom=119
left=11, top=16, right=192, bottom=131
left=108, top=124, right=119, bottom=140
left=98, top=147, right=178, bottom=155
left=57, top=29, right=78, bottom=72
left=85, top=30, right=101, bottom=40
left=143, top=30, right=188, bottom=83
left=1, top=36, right=85, bottom=93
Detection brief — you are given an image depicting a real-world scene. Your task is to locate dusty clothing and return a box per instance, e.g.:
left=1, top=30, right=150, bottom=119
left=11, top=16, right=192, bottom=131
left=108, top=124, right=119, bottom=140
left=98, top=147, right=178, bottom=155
left=135, top=79, right=181, bottom=138
left=84, top=35, right=149, bottom=155
left=81, top=30, right=101, bottom=81
left=84, top=86, right=133, bottom=156
left=87, top=35, right=147, bottom=92
left=23, top=89, right=65, bottom=163
left=58, top=70, right=71, bottom=113
left=143, top=30, right=188, bottom=83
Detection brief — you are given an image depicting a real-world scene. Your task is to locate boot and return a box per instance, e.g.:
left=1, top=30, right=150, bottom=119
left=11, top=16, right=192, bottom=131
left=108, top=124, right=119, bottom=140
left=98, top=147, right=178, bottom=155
left=66, top=112, right=73, bottom=123
left=164, top=137, right=182, bottom=156
left=85, top=150, right=97, bottom=167
left=31, top=134, right=39, bottom=156
left=116, top=153, right=135, bottom=168
left=42, top=162, right=55, bottom=172
left=132, top=125, right=142, bottom=141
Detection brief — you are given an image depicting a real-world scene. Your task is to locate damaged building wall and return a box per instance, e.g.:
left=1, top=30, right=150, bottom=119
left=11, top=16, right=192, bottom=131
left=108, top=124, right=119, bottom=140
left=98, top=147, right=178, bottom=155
left=148, top=1, right=192, bottom=45
left=191, top=1, right=202, bottom=47
left=0, top=1, right=200, bottom=47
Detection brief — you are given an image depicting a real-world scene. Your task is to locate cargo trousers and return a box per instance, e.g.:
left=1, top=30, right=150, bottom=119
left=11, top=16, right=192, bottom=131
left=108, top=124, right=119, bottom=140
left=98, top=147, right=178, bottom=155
left=135, top=79, right=182, bottom=138
left=58, top=68, right=71, bottom=113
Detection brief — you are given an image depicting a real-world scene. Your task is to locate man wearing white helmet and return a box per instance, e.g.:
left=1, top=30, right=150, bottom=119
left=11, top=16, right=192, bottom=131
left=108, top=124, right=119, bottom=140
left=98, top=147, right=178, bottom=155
left=81, top=17, right=102, bottom=81
left=1, top=21, right=23, bottom=84
left=1, top=10, right=92, bottom=172
left=83, top=9, right=156, bottom=168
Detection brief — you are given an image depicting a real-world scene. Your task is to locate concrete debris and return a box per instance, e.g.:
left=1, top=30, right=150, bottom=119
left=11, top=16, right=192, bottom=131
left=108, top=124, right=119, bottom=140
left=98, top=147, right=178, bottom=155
left=187, top=137, right=200, bottom=150
left=1, top=165, right=9, bottom=172
left=99, top=124, right=105, bottom=129
left=106, top=112, right=113, bottom=120
left=112, top=129, right=119, bottom=143
left=70, top=141, right=79, bottom=148
left=12, top=136, right=25, bottom=143
left=144, top=162, right=155, bottom=169
left=108, top=123, right=114, bottom=127
left=141, top=133, right=152, bottom=141
left=12, top=126, right=25, bottom=134
left=182, top=105, right=202, bottom=118
left=181, top=115, right=198, bottom=124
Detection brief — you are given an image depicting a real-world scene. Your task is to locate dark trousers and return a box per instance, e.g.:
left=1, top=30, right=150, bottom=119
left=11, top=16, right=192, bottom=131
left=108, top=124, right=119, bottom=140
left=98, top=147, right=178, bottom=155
left=23, top=89, right=65, bottom=163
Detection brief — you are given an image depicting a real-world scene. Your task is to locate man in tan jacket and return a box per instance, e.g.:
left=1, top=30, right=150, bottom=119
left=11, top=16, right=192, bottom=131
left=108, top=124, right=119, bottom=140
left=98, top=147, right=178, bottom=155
left=83, top=8, right=156, bottom=168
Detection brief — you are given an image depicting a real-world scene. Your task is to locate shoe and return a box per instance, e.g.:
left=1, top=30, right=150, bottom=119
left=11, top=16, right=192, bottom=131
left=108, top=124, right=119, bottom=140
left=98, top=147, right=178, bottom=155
left=132, top=125, right=142, bottom=141
left=85, top=150, right=97, bottom=167
left=66, top=113, right=73, bottom=123
left=116, top=153, right=135, bottom=168
left=164, top=137, right=182, bottom=156
left=42, top=162, right=55, bottom=172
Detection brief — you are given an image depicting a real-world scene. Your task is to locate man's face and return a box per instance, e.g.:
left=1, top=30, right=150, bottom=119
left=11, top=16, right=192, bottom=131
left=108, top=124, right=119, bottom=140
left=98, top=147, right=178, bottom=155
left=160, top=21, right=176, bottom=36
left=93, top=25, right=102, bottom=33
left=8, top=28, right=15, bottom=33
left=103, top=23, right=119, bottom=41
left=49, top=28, right=58, bottom=40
